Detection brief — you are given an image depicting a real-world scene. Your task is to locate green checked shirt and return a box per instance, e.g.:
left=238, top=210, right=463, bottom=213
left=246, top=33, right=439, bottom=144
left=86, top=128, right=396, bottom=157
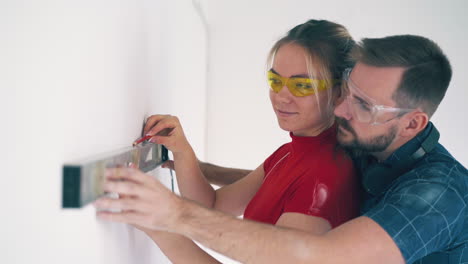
left=360, top=123, right=468, bottom=264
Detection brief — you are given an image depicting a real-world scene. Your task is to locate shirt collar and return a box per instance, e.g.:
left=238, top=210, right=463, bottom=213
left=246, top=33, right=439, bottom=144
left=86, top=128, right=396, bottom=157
left=289, top=124, right=336, bottom=154
left=383, top=122, right=434, bottom=167
left=358, top=122, right=436, bottom=196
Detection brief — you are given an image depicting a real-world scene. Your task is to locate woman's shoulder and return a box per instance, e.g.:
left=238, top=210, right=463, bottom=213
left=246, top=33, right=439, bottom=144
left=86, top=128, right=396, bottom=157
left=300, top=143, right=356, bottom=178
left=263, top=143, right=292, bottom=171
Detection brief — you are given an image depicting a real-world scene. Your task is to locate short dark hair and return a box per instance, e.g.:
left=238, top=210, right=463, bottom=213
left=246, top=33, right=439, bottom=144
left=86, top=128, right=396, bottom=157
left=351, top=35, right=452, bottom=117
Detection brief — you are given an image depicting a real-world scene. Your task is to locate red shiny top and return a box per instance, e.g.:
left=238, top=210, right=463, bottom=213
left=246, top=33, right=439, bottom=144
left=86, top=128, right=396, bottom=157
left=243, top=125, right=360, bottom=228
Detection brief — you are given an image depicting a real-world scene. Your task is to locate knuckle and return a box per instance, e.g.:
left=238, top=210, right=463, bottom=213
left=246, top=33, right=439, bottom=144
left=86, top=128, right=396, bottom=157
left=127, top=167, right=137, bottom=175
left=126, top=183, right=136, bottom=192
left=100, top=199, right=110, bottom=208
left=121, top=199, right=132, bottom=210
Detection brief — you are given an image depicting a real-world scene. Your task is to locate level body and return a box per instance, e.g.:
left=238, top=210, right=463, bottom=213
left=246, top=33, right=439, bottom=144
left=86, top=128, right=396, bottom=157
left=62, top=143, right=168, bottom=208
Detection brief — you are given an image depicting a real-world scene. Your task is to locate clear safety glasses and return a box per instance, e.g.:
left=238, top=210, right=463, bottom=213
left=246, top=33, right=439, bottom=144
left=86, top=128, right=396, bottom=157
left=267, top=70, right=333, bottom=97
left=341, top=68, right=415, bottom=125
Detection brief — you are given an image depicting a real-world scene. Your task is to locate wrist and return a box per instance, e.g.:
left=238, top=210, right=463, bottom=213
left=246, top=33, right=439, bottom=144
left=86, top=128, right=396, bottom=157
left=167, top=197, right=204, bottom=239
left=164, top=194, right=187, bottom=232
left=173, top=145, right=196, bottom=160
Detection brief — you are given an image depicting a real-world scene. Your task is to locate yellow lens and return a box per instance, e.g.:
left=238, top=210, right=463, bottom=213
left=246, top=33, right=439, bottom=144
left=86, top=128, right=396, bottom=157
left=288, top=78, right=314, bottom=97
left=267, top=70, right=332, bottom=97
left=267, top=71, right=284, bottom=93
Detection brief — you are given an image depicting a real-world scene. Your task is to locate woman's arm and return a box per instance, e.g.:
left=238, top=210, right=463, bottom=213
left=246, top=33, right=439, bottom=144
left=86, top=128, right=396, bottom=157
left=174, top=148, right=264, bottom=215
left=144, top=114, right=263, bottom=215
left=144, top=115, right=216, bottom=207
left=212, top=164, right=264, bottom=215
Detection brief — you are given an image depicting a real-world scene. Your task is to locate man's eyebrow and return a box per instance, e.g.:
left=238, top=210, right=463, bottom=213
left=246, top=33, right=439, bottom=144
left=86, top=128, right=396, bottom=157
left=270, top=68, right=309, bottom=78
left=353, top=94, right=371, bottom=106
left=347, top=77, right=372, bottom=105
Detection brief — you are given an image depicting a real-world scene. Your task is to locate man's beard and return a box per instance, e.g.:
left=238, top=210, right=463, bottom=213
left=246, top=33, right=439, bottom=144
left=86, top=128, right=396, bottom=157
left=335, top=117, right=397, bottom=158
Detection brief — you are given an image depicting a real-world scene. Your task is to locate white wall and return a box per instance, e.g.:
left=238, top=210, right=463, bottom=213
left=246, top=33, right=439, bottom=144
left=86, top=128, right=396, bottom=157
left=1, top=0, right=207, bottom=263
left=203, top=0, right=468, bottom=169
left=2, top=1, right=467, bottom=264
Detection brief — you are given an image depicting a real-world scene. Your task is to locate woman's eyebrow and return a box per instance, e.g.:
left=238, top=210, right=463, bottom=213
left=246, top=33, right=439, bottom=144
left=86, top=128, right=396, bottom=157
left=270, top=68, right=309, bottom=78
left=291, top=73, right=310, bottom=78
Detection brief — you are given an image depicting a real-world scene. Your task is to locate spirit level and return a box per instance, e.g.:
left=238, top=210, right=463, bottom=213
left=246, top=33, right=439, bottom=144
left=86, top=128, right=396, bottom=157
left=62, top=142, right=168, bottom=208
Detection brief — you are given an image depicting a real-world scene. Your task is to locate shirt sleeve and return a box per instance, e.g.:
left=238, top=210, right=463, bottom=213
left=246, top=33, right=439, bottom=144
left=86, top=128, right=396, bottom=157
left=364, top=178, right=466, bottom=263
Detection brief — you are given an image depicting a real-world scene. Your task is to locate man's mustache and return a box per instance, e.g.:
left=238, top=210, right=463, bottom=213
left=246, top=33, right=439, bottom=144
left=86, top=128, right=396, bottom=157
left=335, top=117, right=353, bottom=133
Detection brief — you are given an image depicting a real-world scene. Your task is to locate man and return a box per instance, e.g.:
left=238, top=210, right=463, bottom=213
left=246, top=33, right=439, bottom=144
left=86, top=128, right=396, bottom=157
left=95, top=35, right=467, bottom=263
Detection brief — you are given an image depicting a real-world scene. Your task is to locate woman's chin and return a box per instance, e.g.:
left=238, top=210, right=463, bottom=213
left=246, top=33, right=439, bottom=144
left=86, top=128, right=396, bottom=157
left=277, top=122, right=295, bottom=132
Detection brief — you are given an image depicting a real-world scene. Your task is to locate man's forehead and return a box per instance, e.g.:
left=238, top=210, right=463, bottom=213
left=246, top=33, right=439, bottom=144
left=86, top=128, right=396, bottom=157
left=350, top=62, right=406, bottom=104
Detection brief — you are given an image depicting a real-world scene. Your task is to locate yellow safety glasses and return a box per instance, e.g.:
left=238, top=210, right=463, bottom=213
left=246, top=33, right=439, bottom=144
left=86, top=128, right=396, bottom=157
left=267, top=70, right=333, bottom=97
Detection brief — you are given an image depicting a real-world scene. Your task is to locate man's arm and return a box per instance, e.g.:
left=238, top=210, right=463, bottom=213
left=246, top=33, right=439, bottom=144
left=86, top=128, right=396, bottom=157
left=143, top=230, right=220, bottom=264
left=175, top=202, right=404, bottom=264
left=163, top=160, right=252, bottom=186
left=199, top=162, right=252, bottom=186
left=95, top=168, right=405, bottom=264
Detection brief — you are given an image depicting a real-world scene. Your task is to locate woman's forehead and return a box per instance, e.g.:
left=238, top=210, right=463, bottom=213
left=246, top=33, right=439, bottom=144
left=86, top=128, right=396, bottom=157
left=273, top=43, right=312, bottom=77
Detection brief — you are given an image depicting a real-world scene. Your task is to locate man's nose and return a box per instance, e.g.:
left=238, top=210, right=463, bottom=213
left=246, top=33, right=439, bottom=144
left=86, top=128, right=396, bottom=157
left=334, top=98, right=352, bottom=120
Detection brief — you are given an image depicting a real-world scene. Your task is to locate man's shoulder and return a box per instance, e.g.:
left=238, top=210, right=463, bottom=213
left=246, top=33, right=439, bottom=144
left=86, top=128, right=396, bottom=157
left=423, top=143, right=465, bottom=167
left=362, top=143, right=468, bottom=263
left=401, top=143, right=467, bottom=186
left=381, top=143, right=467, bottom=213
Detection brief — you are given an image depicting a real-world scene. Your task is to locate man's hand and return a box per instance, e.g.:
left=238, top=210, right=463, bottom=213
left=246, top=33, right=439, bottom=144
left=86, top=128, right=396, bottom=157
left=143, top=114, right=191, bottom=154
left=161, top=160, right=175, bottom=170
left=94, top=167, right=182, bottom=232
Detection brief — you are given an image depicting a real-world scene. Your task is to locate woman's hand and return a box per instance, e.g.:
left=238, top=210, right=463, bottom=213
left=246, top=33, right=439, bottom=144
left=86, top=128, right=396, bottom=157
left=143, top=114, right=192, bottom=154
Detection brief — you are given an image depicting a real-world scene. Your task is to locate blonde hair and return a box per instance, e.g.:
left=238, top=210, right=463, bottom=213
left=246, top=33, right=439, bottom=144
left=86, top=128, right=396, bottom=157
left=267, top=19, right=355, bottom=115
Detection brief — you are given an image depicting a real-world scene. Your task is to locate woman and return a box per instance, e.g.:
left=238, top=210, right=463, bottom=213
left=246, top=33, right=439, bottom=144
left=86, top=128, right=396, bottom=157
left=131, top=19, right=359, bottom=262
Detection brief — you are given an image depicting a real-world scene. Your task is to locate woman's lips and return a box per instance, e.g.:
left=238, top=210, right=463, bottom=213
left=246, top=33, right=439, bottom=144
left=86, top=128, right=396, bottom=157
left=276, top=109, right=298, bottom=117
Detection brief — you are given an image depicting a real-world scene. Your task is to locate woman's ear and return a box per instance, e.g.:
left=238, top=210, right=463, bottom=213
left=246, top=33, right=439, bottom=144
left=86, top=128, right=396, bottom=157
left=400, top=111, right=429, bottom=138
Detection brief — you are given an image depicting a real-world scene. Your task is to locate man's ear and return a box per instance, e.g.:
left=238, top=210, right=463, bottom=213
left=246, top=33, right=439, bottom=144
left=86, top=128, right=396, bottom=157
left=400, top=111, right=429, bottom=138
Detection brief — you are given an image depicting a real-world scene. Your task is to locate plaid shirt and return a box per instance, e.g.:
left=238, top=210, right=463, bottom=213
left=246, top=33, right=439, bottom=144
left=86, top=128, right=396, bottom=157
left=360, top=123, right=468, bottom=264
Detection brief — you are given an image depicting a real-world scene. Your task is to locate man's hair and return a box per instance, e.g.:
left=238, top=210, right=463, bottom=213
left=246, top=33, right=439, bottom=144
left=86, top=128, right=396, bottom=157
left=351, top=35, right=452, bottom=117
left=268, top=19, right=355, bottom=113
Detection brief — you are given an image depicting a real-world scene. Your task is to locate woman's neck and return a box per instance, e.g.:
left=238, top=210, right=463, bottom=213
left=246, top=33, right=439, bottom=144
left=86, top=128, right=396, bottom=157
left=292, top=117, right=334, bottom=137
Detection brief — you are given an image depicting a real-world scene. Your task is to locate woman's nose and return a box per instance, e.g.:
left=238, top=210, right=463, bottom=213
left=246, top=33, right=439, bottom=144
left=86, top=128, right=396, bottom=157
left=276, top=84, right=293, bottom=102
